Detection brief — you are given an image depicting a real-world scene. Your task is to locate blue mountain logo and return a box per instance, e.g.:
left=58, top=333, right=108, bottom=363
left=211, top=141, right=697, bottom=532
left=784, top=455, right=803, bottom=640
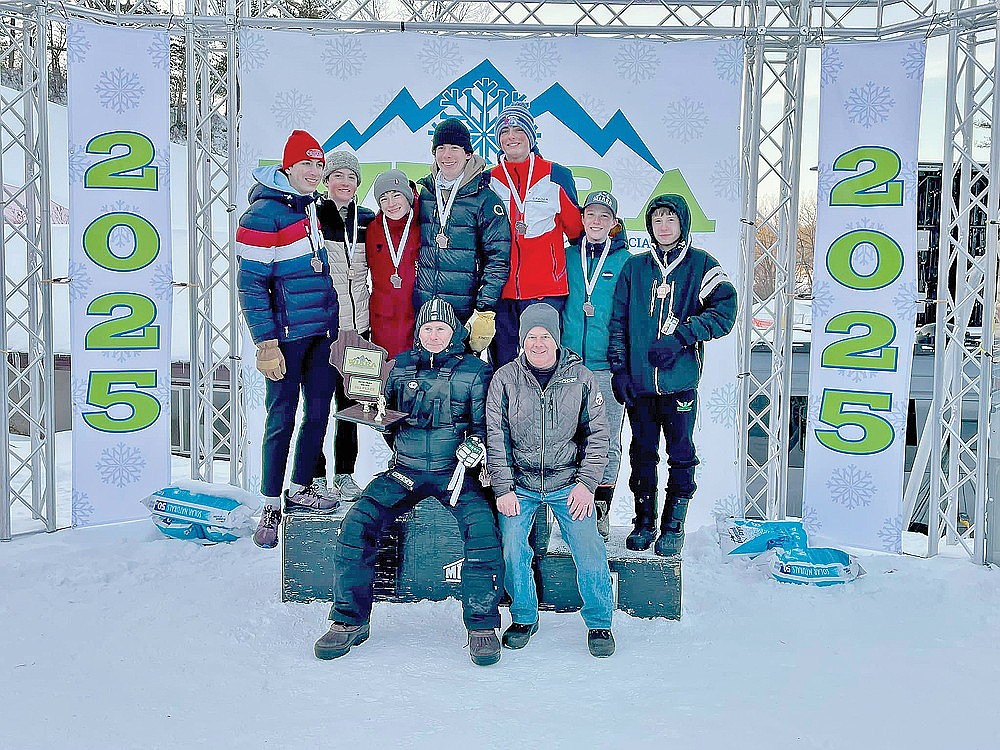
left=322, top=59, right=662, bottom=171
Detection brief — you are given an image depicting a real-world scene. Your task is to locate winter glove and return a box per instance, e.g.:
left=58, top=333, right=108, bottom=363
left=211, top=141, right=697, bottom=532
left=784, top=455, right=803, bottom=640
left=648, top=335, right=685, bottom=369
left=455, top=436, right=486, bottom=468
left=466, top=310, right=496, bottom=354
left=255, top=339, right=286, bottom=381
left=611, top=370, right=636, bottom=406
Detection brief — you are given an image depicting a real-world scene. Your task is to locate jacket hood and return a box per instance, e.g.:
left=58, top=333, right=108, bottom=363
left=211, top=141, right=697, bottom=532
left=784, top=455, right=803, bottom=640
left=430, top=153, right=489, bottom=194
left=247, top=164, right=317, bottom=209
left=645, top=194, right=691, bottom=248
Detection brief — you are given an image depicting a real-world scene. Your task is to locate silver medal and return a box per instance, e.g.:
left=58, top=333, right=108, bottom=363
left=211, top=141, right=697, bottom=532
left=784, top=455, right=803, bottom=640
left=656, top=282, right=669, bottom=299
left=390, top=273, right=402, bottom=289
left=436, top=232, right=449, bottom=248
left=515, top=220, right=528, bottom=236
left=310, top=256, right=323, bottom=273
left=583, top=301, right=595, bottom=317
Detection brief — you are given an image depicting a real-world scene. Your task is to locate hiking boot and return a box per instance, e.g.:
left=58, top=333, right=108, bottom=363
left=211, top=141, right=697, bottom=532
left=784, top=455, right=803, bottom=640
left=333, top=474, right=363, bottom=502
left=252, top=505, right=281, bottom=549
left=501, top=621, right=538, bottom=650
left=595, top=486, right=614, bottom=543
left=284, top=485, right=340, bottom=514
left=314, top=621, right=370, bottom=660
left=468, top=629, right=501, bottom=666
left=310, top=476, right=340, bottom=504
left=654, top=496, right=691, bottom=557
left=625, top=494, right=657, bottom=551
left=587, top=629, right=616, bottom=658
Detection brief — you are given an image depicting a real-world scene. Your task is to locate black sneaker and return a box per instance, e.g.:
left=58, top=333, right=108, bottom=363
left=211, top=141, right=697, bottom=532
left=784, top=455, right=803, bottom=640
left=314, top=621, right=370, bottom=660
left=501, top=621, right=539, bottom=650
left=468, top=629, right=501, bottom=666
left=587, top=629, right=616, bottom=658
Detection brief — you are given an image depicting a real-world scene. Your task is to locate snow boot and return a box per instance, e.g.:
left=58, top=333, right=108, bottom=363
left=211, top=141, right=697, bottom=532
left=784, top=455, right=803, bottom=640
left=501, top=621, right=538, bottom=650
left=252, top=505, right=281, bottom=549
left=654, top=496, right=691, bottom=557
left=625, top=494, right=657, bottom=551
left=314, top=621, right=370, bottom=660
left=468, top=629, right=501, bottom=666
left=587, top=629, right=616, bottom=658
left=595, top=485, right=614, bottom=542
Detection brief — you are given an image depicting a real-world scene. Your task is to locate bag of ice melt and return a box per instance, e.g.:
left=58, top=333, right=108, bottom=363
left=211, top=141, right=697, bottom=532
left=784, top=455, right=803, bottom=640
left=717, top=517, right=808, bottom=556
left=142, top=479, right=258, bottom=543
left=758, top=546, right=866, bottom=586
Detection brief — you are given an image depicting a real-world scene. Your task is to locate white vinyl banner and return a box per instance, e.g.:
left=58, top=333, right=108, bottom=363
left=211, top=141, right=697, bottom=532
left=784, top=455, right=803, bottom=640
left=68, top=22, right=172, bottom=526
left=237, top=31, right=743, bottom=510
left=803, top=40, right=925, bottom=552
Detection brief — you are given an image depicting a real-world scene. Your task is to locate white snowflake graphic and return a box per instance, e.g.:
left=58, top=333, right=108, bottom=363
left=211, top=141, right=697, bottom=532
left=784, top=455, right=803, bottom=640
left=417, top=37, right=463, bottom=78
left=71, top=376, right=89, bottom=419
left=153, top=151, right=170, bottom=190
left=94, top=67, right=145, bottom=114
left=885, top=404, right=908, bottom=437
left=845, top=224, right=882, bottom=277
left=243, top=370, right=266, bottom=411
left=150, top=265, right=174, bottom=302
left=826, top=464, right=877, bottom=510
left=438, top=80, right=520, bottom=162
left=516, top=39, right=561, bottom=82
left=816, top=161, right=837, bottom=199
left=613, top=154, right=660, bottom=201
left=662, top=97, right=709, bottom=144
left=877, top=514, right=903, bottom=552
left=811, top=279, right=835, bottom=318
left=147, top=34, right=170, bottom=71
left=711, top=155, right=741, bottom=202
left=370, top=434, right=393, bottom=468
left=236, top=146, right=264, bottom=197
left=96, top=442, right=147, bottom=487
left=901, top=42, right=925, bottom=80
left=821, top=46, right=844, bottom=86
left=72, top=489, right=95, bottom=526
left=844, top=81, right=895, bottom=129
left=322, top=36, right=366, bottom=79
left=835, top=366, right=879, bottom=384
left=67, top=24, right=92, bottom=65
left=893, top=281, right=920, bottom=318
left=899, top=159, right=918, bottom=202
left=102, top=349, right=142, bottom=364
left=247, top=472, right=262, bottom=495
left=800, top=503, right=822, bottom=535
left=68, top=260, right=92, bottom=303
left=712, top=493, right=744, bottom=520
left=713, top=40, right=744, bottom=86
left=706, top=382, right=738, bottom=428
left=68, top=143, right=91, bottom=185
left=153, top=376, right=172, bottom=416
left=806, top=398, right=822, bottom=432
left=577, top=94, right=611, bottom=125
left=271, top=90, right=316, bottom=128
left=614, top=41, right=660, bottom=85
left=101, top=201, right=141, bottom=253
left=239, top=32, right=270, bottom=71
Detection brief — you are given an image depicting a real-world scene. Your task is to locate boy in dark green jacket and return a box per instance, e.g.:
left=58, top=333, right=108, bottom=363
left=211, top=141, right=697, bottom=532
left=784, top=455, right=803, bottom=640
left=607, top=194, right=737, bottom=556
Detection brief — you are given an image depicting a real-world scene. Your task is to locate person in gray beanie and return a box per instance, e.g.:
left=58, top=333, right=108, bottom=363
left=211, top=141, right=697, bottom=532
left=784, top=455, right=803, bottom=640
left=486, top=303, right=616, bottom=658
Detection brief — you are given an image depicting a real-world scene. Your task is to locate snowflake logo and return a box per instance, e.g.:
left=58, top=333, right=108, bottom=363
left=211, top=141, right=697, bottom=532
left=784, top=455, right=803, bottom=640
left=901, top=42, right=925, bottom=80
left=438, top=79, right=519, bottom=162
left=94, top=67, right=145, bottom=114
left=67, top=24, right=92, bottom=65
left=844, top=81, right=895, bottom=129
left=835, top=367, right=878, bottom=384
left=243, top=370, right=266, bottom=411
left=821, top=46, right=844, bottom=86
left=662, top=97, right=709, bottom=144
left=68, top=259, right=92, bottom=303
left=247, top=473, right=262, bottom=495
left=72, top=489, right=95, bottom=526
left=899, top=159, right=918, bottom=202
left=844, top=224, right=883, bottom=277
left=577, top=94, right=611, bottom=125
left=271, top=90, right=316, bottom=128
left=877, top=514, right=903, bottom=552
left=893, top=281, right=920, bottom=318
left=322, top=37, right=366, bottom=79
left=826, top=464, right=877, bottom=510
left=102, top=349, right=142, bottom=364
left=236, top=146, right=264, bottom=196
left=153, top=376, right=172, bottom=416
left=96, top=442, right=147, bottom=487
left=613, top=154, right=661, bottom=200
left=101, top=201, right=141, bottom=253
left=614, top=41, right=660, bottom=85
left=516, top=39, right=561, bottom=82
left=370, top=434, right=393, bottom=468
left=711, top=155, right=741, bottom=202
left=418, top=37, right=463, bottom=78
left=71, top=376, right=89, bottom=419
left=713, top=40, right=744, bottom=86
left=68, top=143, right=91, bottom=185
left=150, top=265, right=174, bottom=302
left=811, top=279, right=835, bottom=318
left=800, top=503, right=822, bottom=535
left=706, top=382, right=738, bottom=428
left=239, top=32, right=270, bottom=71
left=147, top=34, right=170, bottom=71
left=712, top=492, right=743, bottom=520
left=816, top=161, right=838, bottom=200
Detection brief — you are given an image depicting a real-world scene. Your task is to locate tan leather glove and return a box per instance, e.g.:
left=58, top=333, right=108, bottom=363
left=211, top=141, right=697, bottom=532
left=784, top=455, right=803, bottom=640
left=466, top=310, right=496, bottom=354
left=255, top=339, right=286, bottom=381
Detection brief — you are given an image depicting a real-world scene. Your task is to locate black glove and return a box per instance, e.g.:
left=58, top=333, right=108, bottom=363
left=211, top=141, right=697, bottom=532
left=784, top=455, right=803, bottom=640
left=648, top=335, right=685, bottom=369
left=611, top=371, right=636, bottom=406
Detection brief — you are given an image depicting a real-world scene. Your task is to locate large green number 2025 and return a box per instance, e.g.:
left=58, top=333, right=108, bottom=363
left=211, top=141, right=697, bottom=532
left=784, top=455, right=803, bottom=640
left=83, top=371, right=161, bottom=433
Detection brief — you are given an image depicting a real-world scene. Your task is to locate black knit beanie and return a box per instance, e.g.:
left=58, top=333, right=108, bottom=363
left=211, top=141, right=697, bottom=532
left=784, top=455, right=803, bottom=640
left=432, top=118, right=473, bottom=154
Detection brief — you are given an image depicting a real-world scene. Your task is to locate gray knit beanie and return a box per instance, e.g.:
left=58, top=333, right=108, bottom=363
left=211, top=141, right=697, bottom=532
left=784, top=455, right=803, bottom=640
left=518, top=303, right=561, bottom=349
left=373, top=169, right=414, bottom=207
left=322, top=150, right=361, bottom=183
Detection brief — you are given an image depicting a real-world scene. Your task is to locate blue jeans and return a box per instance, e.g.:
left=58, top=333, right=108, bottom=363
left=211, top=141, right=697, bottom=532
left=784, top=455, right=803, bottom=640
left=499, top=484, right=614, bottom=629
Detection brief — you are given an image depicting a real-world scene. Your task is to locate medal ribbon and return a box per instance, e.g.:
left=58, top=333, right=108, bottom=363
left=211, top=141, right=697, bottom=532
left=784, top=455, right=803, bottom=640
left=382, top=211, right=414, bottom=280
left=498, top=153, right=535, bottom=226
left=581, top=238, right=613, bottom=303
left=435, top=175, right=462, bottom=236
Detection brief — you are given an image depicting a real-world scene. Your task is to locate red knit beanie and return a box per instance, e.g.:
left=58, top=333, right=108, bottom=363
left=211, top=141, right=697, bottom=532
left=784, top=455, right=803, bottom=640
left=282, top=130, right=324, bottom=170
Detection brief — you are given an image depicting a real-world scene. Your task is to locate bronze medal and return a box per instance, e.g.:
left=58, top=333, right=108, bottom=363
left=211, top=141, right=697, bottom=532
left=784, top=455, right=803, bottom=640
left=390, top=273, right=403, bottom=289
left=310, top=256, right=323, bottom=273
left=436, top=232, right=449, bottom=248
left=515, top=220, right=528, bottom=236
left=656, top=282, right=669, bottom=299
left=583, top=301, right=596, bottom=317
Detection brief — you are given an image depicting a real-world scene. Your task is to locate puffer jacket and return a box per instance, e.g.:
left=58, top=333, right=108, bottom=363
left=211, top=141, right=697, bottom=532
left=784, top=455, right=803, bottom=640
left=236, top=165, right=339, bottom=344
left=486, top=348, right=609, bottom=495
left=562, top=224, right=630, bottom=371
left=414, top=155, right=511, bottom=323
left=386, top=325, right=492, bottom=473
left=608, top=195, right=737, bottom=395
left=317, top=197, right=375, bottom=334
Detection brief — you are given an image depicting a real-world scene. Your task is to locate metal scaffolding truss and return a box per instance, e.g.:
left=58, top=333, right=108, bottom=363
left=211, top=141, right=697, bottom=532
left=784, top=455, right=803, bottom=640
left=1, top=0, right=999, bottom=563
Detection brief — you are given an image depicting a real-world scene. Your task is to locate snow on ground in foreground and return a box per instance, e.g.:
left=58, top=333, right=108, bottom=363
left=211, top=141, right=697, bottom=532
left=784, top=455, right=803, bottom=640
left=3, top=513, right=999, bottom=750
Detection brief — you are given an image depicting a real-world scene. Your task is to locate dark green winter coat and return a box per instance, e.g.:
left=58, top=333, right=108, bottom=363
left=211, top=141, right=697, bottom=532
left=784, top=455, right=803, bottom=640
left=414, top=155, right=511, bottom=323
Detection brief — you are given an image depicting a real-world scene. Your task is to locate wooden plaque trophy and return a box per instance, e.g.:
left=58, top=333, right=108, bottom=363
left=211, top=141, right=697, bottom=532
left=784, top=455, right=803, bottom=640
left=328, top=331, right=407, bottom=432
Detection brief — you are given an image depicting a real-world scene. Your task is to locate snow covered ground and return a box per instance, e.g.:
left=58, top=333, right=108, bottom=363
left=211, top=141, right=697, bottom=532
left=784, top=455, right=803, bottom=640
left=4, top=464, right=1000, bottom=748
